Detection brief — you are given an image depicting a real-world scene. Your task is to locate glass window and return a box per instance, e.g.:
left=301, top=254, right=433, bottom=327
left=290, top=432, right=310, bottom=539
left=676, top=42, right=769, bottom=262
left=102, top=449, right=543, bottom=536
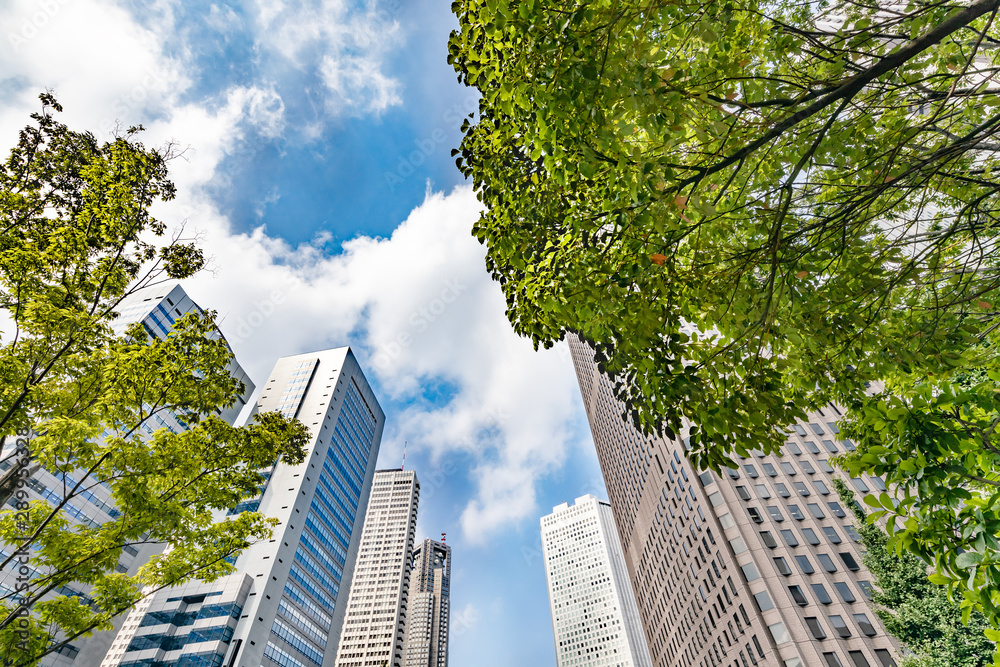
left=742, top=562, right=760, bottom=581
left=785, top=659, right=804, bottom=667
left=744, top=465, right=759, bottom=478
left=793, top=424, right=807, bottom=436
left=854, top=613, right=877, bottom=636
left=828, top=501, right=846, bottom=518
left=754, top=591, right=774, bottom=611
left=849, top=652, right=872, bottom=667
left=810, top=423, right=825, bottom=435
left=834, top=582, right=857, bottom=603
left=773, top=557, right=792, bottom=575
left=788, top=585, right=808, bottom=606
left=709, top=491, right=725, bottom=507
left=753, top=449, right=766, bottom=458
left=737, top=486, right=752, bottom=501
left=800, top=460, right=816, bottom=474
left=824, top=654, right=845, bottom=667
left=793, top=482, right=811, bottom=496
left=775, top=483, right=791, bottom=497
left=788, top=504, right=805, bottom=520
left=840, top=552, right=861, bottom=571
left=768, top=506, right=785, bottom=522
left=830, top=615, right=852, bottom=638
left=823, top=439, right=839, bottom=453
left=874, top=649, right=897, bottom=667
left=726, top=467, right=741, bottom=479
left=845, top=525, right=863, bottom=542
left=851, top=477, right=870, bottom=493
left=762, top=463, right=778, bottom=477
left=768, top=622, right=791, bottom=645
left=827, top=421, right=840, bottom=433
left=870, top=476, right=887, bottom=491
left=755, top=484, right=772, bottom=499
left=781, top=462, right=797, bottom=475
left=796, top=555, right=815, bottom=574
left=720, top=512, right=736, bottom=529
left=802, top=528, right=821, bottom=545
left=858, top=581, right=876, bottom=600
left=805, top=616, right=826, bottom=639
left=759, top=531, right=777, bottom=548
left=699, top=471, right=713, bottom=486
left=813, top=480, right=830, bottom=495
left=812, top=583, right=832, bottom=604
left=818, top=553, right=838, bottom=572
left=731, top=537, right=748, bottom=554
left=785, top=441, right=802, bottom=455
left=823, top=526, right=842, bottom=543
left=780, top=529, right=799, bottom=547
left=843, top=439, right=857, bottom=451
left=808, top=503, right=826, bottom=519
left=818, top=459, right=834, bottom=472
left=748, top=507, right=763, bottom=523
left=806, top=440, right=821, bottom=454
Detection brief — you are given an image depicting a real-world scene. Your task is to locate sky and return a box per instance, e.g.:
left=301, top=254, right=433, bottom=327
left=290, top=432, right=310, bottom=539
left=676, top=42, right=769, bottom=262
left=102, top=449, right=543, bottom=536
left=0, top=1, right=609, bottom=665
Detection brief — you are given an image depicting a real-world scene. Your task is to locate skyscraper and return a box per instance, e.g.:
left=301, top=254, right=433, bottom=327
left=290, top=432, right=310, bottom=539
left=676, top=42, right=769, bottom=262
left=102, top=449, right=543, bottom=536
left=101, top=347, right=386, bottom=667
left=567, top=334, right=900, bottom=667
left=333, top=469, right=420, bottom=667
left=541, top=495, right=653, bottom=667
left=402, top=538, right=451, bottom=667
left=0, top=282, right=255, bottom=667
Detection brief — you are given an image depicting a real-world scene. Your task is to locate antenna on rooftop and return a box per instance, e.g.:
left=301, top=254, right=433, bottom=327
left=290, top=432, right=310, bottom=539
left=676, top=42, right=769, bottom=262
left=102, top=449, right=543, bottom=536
left=441, top=532, right=446, bottom=544
left=401, top=440, right=407, bottom=471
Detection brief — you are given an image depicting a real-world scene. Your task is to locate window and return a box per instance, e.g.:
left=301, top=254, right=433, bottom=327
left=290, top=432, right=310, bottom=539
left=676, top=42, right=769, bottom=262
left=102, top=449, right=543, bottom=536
left=828, top=501, right=846, bottom=518
left=811, top=583, right=832, bottom=604
left=854, top=613, right=877, bottom=636
left=754, top=591, right=774, bottom=611
left=709, top=491, right=725, bottom=507
left=768, top=622, right=791, bottom=645
left=788, top=585, right=808, bottom=606
left=748, top=507, right=763, bottom=523
left=793, top=424, right=807, bottom=436
left=824, top=654, right=845, bottom=667
left=762, top=463, right=778, bottom=477
left=806, top=440, right=821, bottom=454
left=775, top=482, right=791, bottom=497
left=785, top=659, right=804, bottom=667
left=780, top=462, right=797, bottom=475
left=785, top=441, right=802, bottom=455
left=744, top=465, right=759, bottom=478
left=773, top=557, right=792, bottom=575
left=755, top=484, right=772, bottom=499
left=780, top=529, right=799, bottom=546
left=759, top=531, right=778, bottom=548
left=869, top=476, right=887, bottom=491
left=827, top=421, right=840, bottom=433
left=834, top=582, right=856, bottom=603
left=795, top=555, right=815, bottom=574
left=843, top=439, right=857, bottom=451
left=720, top=512, right=736, bottom=529
left=793, top=482, right=811, bottom=496
left=845, top=525, right=863, bottom=542
left=830, top=614, right=852, bottom=638
left=874, top=649, right=897, bottom=667
left=840, top=552, right=860, bottom=571
left=823, top=526, right=841, bottom=543
left=848, top=652, right=872, bottom=667
left=851, top=477, right=870, bottom=493
left=805, top=616, right=826, bottom=639
left=823, top=439, right=839, bottom=453
left=788, top=504, right=805, bottom=521
left=800, top=460, right=816, bottom=474
left=813, top=480, right=830, bottom=495
left=731, top=537, right=748, bottom=554
left=741, top=562, right=760, bottom=581
left=804, top=503, right=824, bottom=520
left=810, top=423, right=825, bottom=435
left=768, top=506, right=785, bottom=522
left=698, top=471, right=713, bottom=485
left=858, top=581, right=876, bottom=600
left=818, top=553, right=838, bottom=572
left=726, top=467, right=741, bottom=479
left=802, top=528, right=821, bottom=545
left=737, top=486, right=752, bottom=501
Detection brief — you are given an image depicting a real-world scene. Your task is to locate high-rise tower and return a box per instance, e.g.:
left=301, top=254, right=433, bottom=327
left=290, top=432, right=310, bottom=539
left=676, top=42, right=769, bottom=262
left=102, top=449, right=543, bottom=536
left=402, top=538, right=451, bottom=667
left=101, top=347, right=385, bottom=667
left=0, top=282, right=255, bottom=667
left=567, top=334, right=900, bottom=667
left=541, top=495, right=653, bottom=667
left=333, top=469, right=420, bottom=667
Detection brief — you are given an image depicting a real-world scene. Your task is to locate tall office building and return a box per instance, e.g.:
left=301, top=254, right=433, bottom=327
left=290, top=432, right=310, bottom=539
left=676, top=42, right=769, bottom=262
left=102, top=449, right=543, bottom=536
left=541, top=495, right=653, bottom=667
left=101, top=347, right=385, bottom=667
left=568, top=334, right=900, bottom=667
left=402, top=538, right=451, bottom=667
left=333, top=469, right=420, bottom=667
left=0, top=282, right=255, bottom=667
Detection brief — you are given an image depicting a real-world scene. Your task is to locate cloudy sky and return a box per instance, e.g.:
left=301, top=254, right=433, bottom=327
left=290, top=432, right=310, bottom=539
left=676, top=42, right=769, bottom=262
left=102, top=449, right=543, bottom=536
left=0, top=0, right=607, bottom=664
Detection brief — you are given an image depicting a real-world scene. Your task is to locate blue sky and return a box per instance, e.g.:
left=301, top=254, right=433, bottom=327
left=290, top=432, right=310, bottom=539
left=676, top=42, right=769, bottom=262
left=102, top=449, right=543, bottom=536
left=0, top=1, right=607, bottom=665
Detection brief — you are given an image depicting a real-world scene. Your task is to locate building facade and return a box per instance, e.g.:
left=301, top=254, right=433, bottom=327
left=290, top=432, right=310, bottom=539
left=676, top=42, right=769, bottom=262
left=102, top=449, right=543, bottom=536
left=101, top=347, right=385, bottom=667
left=333, top=469, right=420, bottom=667
left=567, top=334, right=899, bottom=667
left=402, top=538, right=451, bottom=667
left=541, top=495, right=653, bottom=667
left=0, top=282, right=255, bottom=667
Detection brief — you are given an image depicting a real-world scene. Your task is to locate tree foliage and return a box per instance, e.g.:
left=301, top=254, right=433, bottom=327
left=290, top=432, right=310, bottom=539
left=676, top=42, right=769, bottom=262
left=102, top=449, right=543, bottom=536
left=448, top=0, right=1000, bottom=634
left=0, top=95, right=310, bottom=665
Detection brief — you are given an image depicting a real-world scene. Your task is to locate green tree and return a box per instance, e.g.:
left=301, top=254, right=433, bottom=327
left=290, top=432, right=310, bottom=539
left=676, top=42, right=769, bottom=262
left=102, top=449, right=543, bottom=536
left=0, top=94, right=310, bottom=665
left=833, top=478, right=995, bottom=666
left=448, top=0, right=1000, bottom=632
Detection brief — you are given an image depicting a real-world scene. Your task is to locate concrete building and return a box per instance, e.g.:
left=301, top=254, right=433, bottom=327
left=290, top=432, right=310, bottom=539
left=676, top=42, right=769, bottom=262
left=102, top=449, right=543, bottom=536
left=567, top=334, right=900, bottom=667
left=333, top=469, right=420, bottom=667
left=541, top=495, right=653, bottom=667
left=101, top=347, right=385, bottom=667
left=402, top=538, right=451, bottom=667
left=0, top=282, right=254, bottom=667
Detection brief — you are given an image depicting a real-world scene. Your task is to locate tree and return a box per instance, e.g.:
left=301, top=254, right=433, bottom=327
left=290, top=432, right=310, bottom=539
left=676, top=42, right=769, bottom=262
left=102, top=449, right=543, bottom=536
left=833, top=478, right=995, bottom=666
left=0, top=95, right=310, bottom=665
left=448, top=0, right=1000, bottom=633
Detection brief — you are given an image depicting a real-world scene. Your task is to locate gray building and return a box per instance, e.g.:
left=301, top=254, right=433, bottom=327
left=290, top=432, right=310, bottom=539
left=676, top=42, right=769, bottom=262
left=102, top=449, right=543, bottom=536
left=101, top=347, right=385, bottom=667
left=0, top=282, right=254, bottom=667
left=541, top=494, right=653, bottom=667
left=402, top=538, right=451, bottom=667
left=567, top=334, right=900, bottom=667
left=333, top=469, right=420, bottom=667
